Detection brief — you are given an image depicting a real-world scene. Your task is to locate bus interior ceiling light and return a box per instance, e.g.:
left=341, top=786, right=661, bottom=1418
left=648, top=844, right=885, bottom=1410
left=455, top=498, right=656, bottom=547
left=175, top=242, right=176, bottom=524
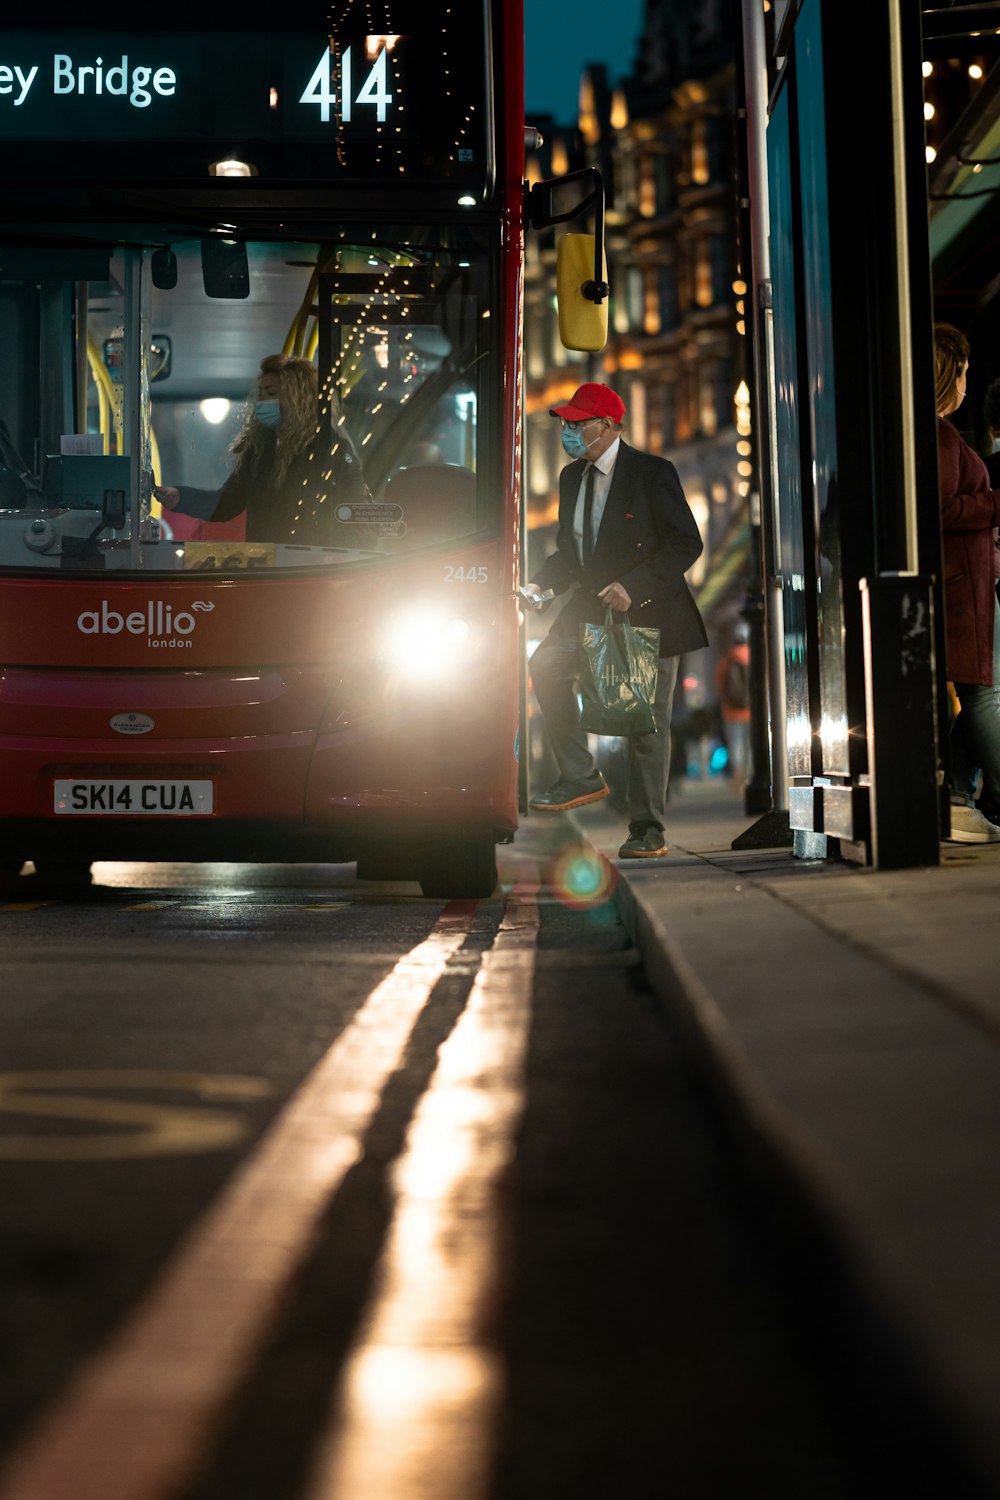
left=200, top=399, right=231, bottom=425
left=458, top=195, right=477, bottom=207
left=383, top=609, right=474, bottom=680
left=210, top=160, right=254, bottom=177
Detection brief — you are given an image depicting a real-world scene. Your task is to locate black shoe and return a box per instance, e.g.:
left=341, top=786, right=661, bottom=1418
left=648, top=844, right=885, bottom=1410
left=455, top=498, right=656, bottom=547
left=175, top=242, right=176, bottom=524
left=529, top=773, right=610, bottom=812
left=618, top=823, right=668, bottom=858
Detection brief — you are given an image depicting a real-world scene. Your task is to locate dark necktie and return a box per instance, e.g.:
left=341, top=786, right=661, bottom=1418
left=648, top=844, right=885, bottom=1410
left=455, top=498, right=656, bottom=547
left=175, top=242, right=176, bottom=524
left=581, top=463, right=596, bottom=569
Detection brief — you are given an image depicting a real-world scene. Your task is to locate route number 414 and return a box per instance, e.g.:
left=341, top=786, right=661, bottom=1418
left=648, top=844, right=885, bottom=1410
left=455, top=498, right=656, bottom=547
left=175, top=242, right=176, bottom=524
left=299, top=46, right=392, bottom=124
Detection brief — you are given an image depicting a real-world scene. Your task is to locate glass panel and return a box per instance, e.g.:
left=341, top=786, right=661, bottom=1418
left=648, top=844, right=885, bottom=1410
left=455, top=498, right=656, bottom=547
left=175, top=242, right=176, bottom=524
left=0, top=225, right=495, bottom=574
left=768, top=80, right=813, bottom=781
left=797, top=3, right=850, bottom=777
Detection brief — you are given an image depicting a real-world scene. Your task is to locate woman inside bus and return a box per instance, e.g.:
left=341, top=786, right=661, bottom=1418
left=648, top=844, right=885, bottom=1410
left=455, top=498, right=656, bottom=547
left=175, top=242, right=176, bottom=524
left=935, top=322, right=1000, bottom=843
left=154, top=354, right=368, bottom=544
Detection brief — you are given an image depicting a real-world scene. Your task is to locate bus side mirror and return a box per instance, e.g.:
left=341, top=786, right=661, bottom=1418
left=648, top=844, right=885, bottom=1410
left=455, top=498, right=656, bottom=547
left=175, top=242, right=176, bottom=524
left=556, top=234, right=608, bottom=353
left=201, top=239, right=250, bottom=299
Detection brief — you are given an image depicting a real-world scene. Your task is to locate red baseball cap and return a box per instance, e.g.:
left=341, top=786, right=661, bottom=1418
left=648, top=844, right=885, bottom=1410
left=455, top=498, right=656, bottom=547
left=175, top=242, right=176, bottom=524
left=549, top=382, right=626, bottom=424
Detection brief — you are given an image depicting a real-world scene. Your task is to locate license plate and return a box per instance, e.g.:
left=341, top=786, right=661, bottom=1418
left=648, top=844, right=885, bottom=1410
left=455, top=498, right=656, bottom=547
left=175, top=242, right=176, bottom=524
left=54, top=780, right=214, bottom=816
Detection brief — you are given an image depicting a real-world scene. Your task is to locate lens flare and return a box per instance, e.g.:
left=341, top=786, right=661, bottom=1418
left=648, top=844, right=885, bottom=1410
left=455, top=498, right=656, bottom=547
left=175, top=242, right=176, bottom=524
left=548, top=844, right=617, bottom=909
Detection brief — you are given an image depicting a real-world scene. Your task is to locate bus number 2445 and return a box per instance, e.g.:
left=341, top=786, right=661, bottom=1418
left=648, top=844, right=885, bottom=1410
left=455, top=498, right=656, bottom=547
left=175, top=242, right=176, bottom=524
left=444, top=566, right=489, bottom=583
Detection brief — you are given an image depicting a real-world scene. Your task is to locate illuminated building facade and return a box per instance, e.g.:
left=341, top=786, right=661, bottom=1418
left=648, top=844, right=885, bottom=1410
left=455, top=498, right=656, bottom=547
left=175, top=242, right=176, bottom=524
left=523, top=0, right=750, bottom=654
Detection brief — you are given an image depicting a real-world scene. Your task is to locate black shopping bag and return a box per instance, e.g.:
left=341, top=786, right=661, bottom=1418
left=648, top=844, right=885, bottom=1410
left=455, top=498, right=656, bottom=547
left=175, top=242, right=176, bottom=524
left=579, top=608, right=660, bottom=736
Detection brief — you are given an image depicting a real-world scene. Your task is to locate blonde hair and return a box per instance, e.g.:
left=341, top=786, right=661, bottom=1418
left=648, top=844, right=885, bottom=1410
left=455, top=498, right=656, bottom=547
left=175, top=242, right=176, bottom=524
left=231, top=354, right=321, bottom=486
left=933, top=323, right=969, bottom=416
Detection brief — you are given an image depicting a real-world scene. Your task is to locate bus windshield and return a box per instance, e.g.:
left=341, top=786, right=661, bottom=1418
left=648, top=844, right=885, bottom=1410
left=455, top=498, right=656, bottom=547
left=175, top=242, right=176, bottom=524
left=0, top=226, right=495, bottom=575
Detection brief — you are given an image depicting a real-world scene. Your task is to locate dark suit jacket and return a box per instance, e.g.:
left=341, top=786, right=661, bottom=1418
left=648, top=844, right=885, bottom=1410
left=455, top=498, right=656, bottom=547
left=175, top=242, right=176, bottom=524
left=531, top=440, right=708, bottom=657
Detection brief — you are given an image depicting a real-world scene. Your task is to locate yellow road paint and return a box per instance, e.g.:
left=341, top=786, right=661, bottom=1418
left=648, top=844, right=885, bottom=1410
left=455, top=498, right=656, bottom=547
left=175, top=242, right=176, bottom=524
left=305, top=891, right=539, bottom=1500
left=0, top=902, right=479, bottom=1500
left=0, top=1071, right=273, bottom=1162
left=3, top=899, right=349, bottom=914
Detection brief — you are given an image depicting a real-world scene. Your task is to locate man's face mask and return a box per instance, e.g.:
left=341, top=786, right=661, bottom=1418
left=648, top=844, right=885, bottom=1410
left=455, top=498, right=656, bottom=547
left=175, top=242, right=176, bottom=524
left=561, top=419, right=601, bottom=458
left=255, top=399, right=282, bottom=429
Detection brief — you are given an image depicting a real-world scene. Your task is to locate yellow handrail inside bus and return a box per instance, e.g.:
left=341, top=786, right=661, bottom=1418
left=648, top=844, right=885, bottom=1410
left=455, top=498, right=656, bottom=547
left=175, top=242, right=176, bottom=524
left=149, top=422, right=161, bottom=490
left=86, top=338, right=116, bottom=455
left=85, top=338, right=162, bottom=512
left=285, top=266, right=320, bottom=358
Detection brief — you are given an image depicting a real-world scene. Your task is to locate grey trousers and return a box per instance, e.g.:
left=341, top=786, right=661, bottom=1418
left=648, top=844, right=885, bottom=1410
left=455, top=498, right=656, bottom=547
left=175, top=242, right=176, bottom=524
left=531, top=624, right=680, bottom=830
left=951, top=595, right=1000, bottom=807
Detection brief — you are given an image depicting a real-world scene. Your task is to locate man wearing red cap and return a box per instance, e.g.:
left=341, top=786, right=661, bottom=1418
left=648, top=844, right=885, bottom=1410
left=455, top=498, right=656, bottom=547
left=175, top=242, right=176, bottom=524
left=526, top=382, right=707, bottom=857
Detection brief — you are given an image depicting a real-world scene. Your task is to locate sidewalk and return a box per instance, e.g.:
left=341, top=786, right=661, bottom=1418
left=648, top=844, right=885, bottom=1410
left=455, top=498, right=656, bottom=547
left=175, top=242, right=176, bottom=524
left=562, top=780, right=1000, bottom=1493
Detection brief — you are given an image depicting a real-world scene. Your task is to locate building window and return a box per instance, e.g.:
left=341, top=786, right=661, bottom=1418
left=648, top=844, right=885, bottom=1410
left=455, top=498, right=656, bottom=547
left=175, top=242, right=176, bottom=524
left=658, top=263, right=677, bottom=330
left=692, top=117, right=710, bottom=186
left=654, top=152, right=675, bottom=214
left=629, top=379, right=648, bottom=449
left=707, top=113, right=731, bottom=184
left=627, top=266, right=644, bottom=329
left=550, top=312, right=565, bottom=366
left=644, top=271, right=661, bottom=335
left=612, top=286, right=630, bottom=336
left=677, top=252, right=692, bottom=316
left=661, top=382, right=677, bottom=450
left=710, top=235, right=731, bottom=306
left=526, top=305, right=546, bottom=380
left=716, top=356, right=737, bottom=429
left=676, top=372, right=695, bottom=444
left=700, top=360, right=719, bottom=436
left=695, top=240, right=713, bottom=308
left=686, top=490, right=709, bottom=583
left=618, top=147, right=637, bottom=211
left=528, top=412, right=551, bottom=497
left=639, top=157, right=656, bottom=218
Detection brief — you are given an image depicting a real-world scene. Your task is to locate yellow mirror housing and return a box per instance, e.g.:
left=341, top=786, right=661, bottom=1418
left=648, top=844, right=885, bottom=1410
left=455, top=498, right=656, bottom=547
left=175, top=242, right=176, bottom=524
left=556, top=233, right=609, bottom=353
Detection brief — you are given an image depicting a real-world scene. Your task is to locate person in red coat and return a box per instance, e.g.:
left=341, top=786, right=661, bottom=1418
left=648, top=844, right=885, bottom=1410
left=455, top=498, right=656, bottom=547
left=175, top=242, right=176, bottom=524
left=715, top=621, right=751, bottom=789
left=935, top=323, right=1000, bottom=842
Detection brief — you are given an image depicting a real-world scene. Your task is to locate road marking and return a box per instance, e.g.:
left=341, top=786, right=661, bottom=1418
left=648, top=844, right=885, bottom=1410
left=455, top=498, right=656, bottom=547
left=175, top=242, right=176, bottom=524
left=0, top=901, right=479, bottom=1500
left=2, top=899, right=353, bottom=914
left=304, top=890, right=540, bottom=1500
left=0, top=1071, right=273, bottom=1162
left=118, top=901, right=351, bottom=913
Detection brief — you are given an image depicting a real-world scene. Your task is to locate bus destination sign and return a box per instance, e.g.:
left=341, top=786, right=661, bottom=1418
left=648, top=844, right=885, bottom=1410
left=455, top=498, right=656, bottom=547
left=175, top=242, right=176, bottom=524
left=0, top=34, right=401, bottom=138
left=0, top=25, right=486, bottom=183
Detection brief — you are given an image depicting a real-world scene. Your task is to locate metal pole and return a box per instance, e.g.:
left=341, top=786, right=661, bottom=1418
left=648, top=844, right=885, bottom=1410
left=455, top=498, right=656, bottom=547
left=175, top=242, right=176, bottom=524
left=518, top=363, right=530, bottom=815
left=122, top=249, right=150, bottom=567
left=740, top=0, right=788, bottom=814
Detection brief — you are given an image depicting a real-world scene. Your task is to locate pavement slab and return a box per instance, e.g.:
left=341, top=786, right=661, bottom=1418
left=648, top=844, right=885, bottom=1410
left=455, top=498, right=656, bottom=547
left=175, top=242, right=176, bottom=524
left=560, top=779, right=1000, bottom=1493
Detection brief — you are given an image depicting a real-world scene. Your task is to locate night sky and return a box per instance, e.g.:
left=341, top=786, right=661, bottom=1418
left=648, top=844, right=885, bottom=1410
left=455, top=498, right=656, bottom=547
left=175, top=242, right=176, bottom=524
left=524, top=0, right=646, bottom=122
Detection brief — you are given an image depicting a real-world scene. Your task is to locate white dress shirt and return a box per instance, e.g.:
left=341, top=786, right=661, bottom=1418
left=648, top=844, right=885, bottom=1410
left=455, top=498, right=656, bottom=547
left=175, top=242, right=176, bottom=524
left=572, top=436, right=620, bottom=565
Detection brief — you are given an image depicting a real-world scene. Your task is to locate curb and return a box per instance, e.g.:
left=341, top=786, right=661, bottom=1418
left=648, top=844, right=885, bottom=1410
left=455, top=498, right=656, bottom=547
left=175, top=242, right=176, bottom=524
left=610, top=862, right=1000, bottom=1499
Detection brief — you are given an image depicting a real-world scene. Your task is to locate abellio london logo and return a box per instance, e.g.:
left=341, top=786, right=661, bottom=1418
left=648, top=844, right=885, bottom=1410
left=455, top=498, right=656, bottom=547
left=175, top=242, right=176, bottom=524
left=77, top=599, right=215, bottom=649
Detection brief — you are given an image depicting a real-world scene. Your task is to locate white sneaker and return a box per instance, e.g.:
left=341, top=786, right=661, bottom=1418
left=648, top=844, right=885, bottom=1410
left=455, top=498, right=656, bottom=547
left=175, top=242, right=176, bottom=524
left=947, top=804, right=1000, bottom=843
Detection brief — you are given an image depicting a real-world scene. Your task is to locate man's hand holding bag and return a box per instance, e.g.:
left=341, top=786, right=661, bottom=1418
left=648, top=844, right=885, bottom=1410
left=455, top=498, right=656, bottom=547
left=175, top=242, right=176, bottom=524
left=579, top=607, right=660, bottom=736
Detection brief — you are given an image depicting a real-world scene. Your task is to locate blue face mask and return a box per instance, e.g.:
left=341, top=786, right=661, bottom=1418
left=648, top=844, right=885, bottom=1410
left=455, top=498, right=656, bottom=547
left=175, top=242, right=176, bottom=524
left=561, top=422, right=598, bottom=459
left=255, top=399, right=281, bottom=429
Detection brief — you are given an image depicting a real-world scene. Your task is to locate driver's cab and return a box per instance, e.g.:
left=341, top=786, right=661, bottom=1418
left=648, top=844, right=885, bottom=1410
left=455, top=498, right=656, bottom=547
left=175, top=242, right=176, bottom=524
left=0, top=226, right=493, bottom=575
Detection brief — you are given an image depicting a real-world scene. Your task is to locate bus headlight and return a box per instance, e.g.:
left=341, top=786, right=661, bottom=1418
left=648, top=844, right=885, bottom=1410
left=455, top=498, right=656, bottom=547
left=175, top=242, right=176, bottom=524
left=383, top=609, right=475, bottom=681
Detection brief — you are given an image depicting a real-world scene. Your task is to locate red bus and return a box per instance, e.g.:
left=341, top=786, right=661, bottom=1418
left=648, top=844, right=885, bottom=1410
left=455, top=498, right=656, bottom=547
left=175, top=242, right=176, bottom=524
left=0, top=5, right=605, bottom=896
